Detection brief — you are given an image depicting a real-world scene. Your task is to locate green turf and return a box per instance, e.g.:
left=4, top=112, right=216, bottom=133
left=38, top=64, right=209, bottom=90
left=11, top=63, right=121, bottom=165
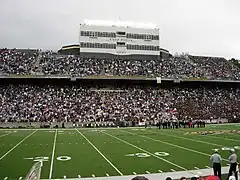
left=0, top=124, right=239, bottom=179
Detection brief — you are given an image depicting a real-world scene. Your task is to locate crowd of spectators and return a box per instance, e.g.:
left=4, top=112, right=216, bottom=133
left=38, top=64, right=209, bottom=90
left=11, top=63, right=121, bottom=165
left=1, top=49, right=240, bottom=80
left=0, top=48, right=39, bottom=75
left=0, top=85, right=239, bottom=123
left=188, top=55, right=240, bottom=80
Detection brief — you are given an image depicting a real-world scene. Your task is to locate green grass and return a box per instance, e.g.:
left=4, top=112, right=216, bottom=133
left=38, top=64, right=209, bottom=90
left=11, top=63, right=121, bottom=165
left=0, top=124, right=239, bottom=179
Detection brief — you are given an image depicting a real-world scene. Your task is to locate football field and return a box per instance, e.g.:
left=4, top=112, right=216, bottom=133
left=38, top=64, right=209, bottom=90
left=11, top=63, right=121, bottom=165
left=0, top=124, right=239, bottom=180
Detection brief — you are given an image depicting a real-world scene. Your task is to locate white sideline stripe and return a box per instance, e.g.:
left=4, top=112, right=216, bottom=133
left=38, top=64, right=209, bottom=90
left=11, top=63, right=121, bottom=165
left=106, top=173, right=109, bottom=177
left=194, top=167, right=199, bottom=170
left=102, top=131, right=187, bottom=171
left=76, top=129, right=123, bottom=176
left=49, top=130, right=58, bottom=179
left=40, top=166, right=231, bottom=180
left=171, top=169, right=176, bottom=172
left=205, top=166, right=211, bottom=168
left=0, top=130, right=37, bottom=161
left=151, top=130, right=223, bottom=147
left=122, top=130, right=229, bottom=162
left=0, top=133, right=11, bottom=138
left=158, top=170, right=163, bottom=173
left=146, top=171, right=150, bottom=174
left=133, top=172, right=137, bottom=175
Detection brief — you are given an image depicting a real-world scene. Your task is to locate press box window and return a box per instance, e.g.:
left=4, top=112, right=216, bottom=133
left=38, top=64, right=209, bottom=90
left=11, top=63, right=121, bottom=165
left=116, top=31, right=126, bottom=36
left=117, top=42, right=126, bottom=46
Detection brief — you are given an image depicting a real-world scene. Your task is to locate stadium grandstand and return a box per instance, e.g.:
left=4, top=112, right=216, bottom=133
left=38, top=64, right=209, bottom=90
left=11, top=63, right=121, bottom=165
left=0, top=20, right=239, bottom=180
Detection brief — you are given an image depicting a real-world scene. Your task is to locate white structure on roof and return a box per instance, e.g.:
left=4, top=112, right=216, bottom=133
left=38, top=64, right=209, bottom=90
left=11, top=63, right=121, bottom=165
left=79, top=20, right=160, bottom=57
left=83, top=19, right=157, bottom=29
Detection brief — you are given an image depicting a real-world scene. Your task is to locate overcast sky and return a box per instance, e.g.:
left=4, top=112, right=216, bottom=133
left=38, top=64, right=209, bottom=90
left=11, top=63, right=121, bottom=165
left=0, top=0, right=240, bottom=59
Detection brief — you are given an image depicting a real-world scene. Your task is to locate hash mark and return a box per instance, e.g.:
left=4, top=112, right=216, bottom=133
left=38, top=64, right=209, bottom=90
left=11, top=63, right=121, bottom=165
left=78, top=175, right=81, bottom=178
left=171, top=169, right=175, bottom=172
left=205, top=166, right=211, bottom=168
left=4, top=177, right=8, bottom=180
left=194, top=167, right=199, bottom=170
left=158, top=170, right=163, bottom=173
left=92, top=174, right=95, bottom=177
left=64, top=175, right=66, bottom=179
left=146, top=171, right=150, bottom=174
left=133, top=172, right=137, bottom=175
left=18, top=177, right=22, bottom=180
left=106, top=173, right=109, bottom=177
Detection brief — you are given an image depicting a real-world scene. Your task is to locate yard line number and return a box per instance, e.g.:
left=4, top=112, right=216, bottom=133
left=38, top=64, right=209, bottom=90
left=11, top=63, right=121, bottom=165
left=23, top=156, right=71, bottom=162
left=125, top=152, right=169, bottom=158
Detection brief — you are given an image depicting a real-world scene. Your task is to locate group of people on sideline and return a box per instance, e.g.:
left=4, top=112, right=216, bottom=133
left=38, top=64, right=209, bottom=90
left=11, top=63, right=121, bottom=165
left=210, top=149, right=239, bottom=180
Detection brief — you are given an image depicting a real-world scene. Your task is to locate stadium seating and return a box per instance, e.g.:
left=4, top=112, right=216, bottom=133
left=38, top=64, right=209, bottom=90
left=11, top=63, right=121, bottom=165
left=0, top=85, right=239, bottom=123
left=0, top=48, right=39, bottom=75
left=1, top=49, right=240, bottom=80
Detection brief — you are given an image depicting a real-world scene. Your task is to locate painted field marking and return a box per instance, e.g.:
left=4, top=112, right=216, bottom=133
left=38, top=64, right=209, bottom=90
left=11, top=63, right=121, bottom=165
left=227, top=163, right=230, bottom=166
left=92, top=174, right=95, bottom=177
left=4, top=177, right=8, bottom=180
left=158, top=170, right=163, bottom=173
left=146, top=171, right=150, bottom=174
left=18, top=177, right=22, bottom=180
left=133, top=172, right=137, bottom=175
left=49, top=130, right=58, bottom=179
left=102, top=131, right=188, bottom=171
left=106, top=173, right=109, bottom=177
left=0, top=130, right=37, bottom=161
left=194, top=167, right=200, bottom=170
left=63, top=176, right=66, bottom=179
left=122, top=130, right=229, bottom=162
left=205, top=166, right=211, bottom=168
left=171, top=169, right=176, bottom=172
left=76, top=129, right=123, bottom=176
left=0, top=133, right=11, bottom=138
left=149, top=130, right=223, bottom=147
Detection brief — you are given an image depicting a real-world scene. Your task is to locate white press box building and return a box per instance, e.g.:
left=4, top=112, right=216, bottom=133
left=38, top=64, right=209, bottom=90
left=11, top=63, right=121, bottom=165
left=79, top=20, right=160, bottom=60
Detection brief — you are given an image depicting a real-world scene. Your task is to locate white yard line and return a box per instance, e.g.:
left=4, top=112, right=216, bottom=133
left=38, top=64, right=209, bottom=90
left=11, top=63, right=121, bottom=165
left=150, top=130, right=223, bottom=147
left=122, top=130, right=229, bottom=162
left=102, top=131, right=188, bottom=171
left=0, top=133, right=11, bottom=138
left=49, top=129, right=58, bottom=180
left=0, top=130, right=37, bottom=161
left=76, top=129, right=123, bottom=176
